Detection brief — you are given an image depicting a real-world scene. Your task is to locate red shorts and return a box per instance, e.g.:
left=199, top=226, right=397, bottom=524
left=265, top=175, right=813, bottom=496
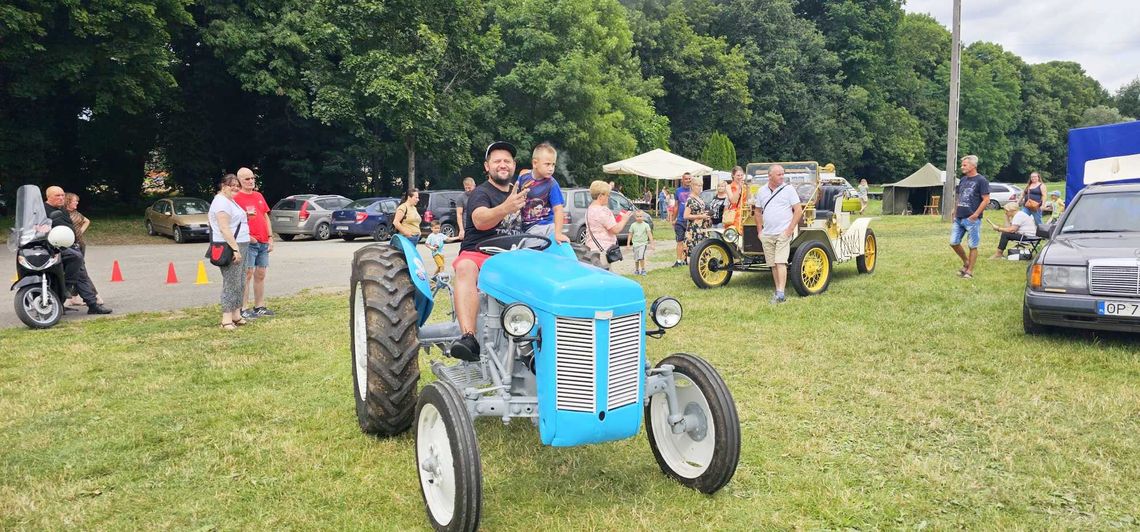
left=453, top=250, right=492, bottom=270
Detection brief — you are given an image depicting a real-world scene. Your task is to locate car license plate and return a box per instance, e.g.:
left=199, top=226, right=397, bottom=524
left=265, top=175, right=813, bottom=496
left=277, top=217, right=290, bottom=222
left=336, top=226, right=349, bottom=231
left=1097, top=301, right=1140, bottom=317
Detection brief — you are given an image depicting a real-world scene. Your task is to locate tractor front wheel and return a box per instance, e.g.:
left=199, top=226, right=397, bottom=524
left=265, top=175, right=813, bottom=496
left=689, top=239, right=733, bottom=289
left=350, top=244, right=420, bottom=436
left=789, top=241, right=832, bottom=296
left=646, top=353, right=740, bottom=494
left=416, top=381, right=482, bottom=532
left=856, top=228, right=877, bottom=274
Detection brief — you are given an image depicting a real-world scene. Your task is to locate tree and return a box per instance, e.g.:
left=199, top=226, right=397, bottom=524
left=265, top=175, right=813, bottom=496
left=956, top=42, right=1025, bottom=177
left=1114, top=78, right=1140, bottom=120
left=1077, top=105, right=1134, bottom=128
left=700, top=132, right=737, bottom=170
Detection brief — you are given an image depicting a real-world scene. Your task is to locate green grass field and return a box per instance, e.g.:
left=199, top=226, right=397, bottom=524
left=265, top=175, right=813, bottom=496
left=2, top=209, right=1137, bottom=529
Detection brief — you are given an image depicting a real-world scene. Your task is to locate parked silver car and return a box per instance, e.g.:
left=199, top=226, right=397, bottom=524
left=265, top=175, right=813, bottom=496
left=563, top=188, right=654, bottom=244
left=986, top=182, right=1021, bottom=209
left=270, top=194, right=352, bottom=241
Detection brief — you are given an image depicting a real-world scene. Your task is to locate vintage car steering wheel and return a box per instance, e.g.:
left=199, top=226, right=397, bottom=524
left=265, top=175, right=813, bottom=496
left=477, top=233, right=553, bottom=255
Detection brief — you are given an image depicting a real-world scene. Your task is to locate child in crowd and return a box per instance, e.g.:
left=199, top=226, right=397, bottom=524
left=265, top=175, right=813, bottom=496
left=518, top=143, right=570, bottom=243
left=1043, top=190, right=1065, bottom=223
left=627, top=211, right=653, bottom=275
left=425, top=221, right=449, bottom=277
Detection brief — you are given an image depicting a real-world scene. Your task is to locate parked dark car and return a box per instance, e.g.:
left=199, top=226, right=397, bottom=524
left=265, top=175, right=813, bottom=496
left=270, top=194, right=352, bottom=241
left=1023, top=182, right=1140, bottom=334
left=563, top=188, right=654, bottom=244
left=330, top=197, right=399, bottom=241
left=144, top=197, right=211, bottom=243
left=416, top=189, right=468, bottom=238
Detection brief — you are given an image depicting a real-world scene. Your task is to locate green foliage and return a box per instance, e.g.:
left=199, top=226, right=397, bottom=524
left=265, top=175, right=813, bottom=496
left=1113, top=78, right=1140, bottom=121
left=699, top=131, right=737, bottom=170
left=1077, top=105, right=1134, bottom=128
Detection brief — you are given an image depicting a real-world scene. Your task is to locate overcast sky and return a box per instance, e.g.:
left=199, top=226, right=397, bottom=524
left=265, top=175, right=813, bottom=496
left=903, top=0, right=1140, bottom=92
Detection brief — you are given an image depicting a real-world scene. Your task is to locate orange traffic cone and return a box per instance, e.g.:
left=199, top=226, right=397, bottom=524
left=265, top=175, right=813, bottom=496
left=110, top=260, right=124, bottom=282
left=194, top=260, right=210, bottom=285
left=165, top=262, right=179, bottom=284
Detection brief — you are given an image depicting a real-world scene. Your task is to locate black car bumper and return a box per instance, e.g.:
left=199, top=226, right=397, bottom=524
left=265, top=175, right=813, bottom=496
left=1024, top=290, right=1140, bottom=333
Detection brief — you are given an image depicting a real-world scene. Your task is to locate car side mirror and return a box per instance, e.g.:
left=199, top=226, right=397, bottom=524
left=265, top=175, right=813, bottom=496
left=1036, top=222, right=1054, bottom=239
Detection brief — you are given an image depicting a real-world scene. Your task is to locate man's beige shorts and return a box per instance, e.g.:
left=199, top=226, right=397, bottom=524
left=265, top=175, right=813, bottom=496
left=760, top=233, right=792, bottom=265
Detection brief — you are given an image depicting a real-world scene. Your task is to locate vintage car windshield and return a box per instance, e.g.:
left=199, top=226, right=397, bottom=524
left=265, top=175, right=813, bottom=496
left=174, top=199, right=209, bottom=215
left=1060, top=191, right=1140, bottom=234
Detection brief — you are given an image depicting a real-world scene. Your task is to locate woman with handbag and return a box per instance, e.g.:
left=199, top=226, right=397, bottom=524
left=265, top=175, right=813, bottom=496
left=208, top=174, right=251, bottom=331
left=722, top=166, right=747, bottom=232
left=683, top=179, right=712, bottom=263
left=1020, top=171, right=1047, bottom=225
left=585, top=181, right=623, bottom=269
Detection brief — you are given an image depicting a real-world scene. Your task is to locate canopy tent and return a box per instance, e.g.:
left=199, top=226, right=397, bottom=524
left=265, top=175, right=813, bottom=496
left=602, top=149, right=713, bottom=180
left=881, top=163, right=947, bottom=215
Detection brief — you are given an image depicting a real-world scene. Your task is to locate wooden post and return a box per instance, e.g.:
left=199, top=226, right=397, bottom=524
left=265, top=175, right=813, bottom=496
left=942, top=0, right=962, bottom=222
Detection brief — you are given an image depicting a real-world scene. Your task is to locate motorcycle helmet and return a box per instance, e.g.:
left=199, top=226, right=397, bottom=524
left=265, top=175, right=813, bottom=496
left=48, top=226, right=76, bottom=248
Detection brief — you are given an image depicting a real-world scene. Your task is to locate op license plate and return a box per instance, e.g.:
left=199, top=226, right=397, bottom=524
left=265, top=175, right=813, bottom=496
left=1097, top=301, right=1140, bottom=317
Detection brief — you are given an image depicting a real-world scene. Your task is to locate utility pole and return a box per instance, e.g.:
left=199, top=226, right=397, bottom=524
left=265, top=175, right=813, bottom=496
left=942, top=0, right=962, bottom=222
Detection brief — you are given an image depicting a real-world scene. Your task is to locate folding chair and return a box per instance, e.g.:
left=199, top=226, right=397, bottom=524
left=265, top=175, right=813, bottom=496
left=1010, top=235, right=1043, bottom=259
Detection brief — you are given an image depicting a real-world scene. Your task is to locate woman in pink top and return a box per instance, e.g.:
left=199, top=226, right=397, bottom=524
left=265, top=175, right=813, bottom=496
left=585, top=180, right=621, bottom=268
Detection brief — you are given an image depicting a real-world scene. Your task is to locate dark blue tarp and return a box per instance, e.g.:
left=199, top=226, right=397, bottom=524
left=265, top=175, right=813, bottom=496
left=1066, top=121, right=1140, bottom=202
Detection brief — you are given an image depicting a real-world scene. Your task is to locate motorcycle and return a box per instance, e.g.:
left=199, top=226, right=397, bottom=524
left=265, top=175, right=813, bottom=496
left=8, top=185, right=75, bottom=329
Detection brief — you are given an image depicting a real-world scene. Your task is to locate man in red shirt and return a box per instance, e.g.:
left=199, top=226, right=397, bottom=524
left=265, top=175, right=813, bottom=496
left=234, top=167, right=275, bottom=318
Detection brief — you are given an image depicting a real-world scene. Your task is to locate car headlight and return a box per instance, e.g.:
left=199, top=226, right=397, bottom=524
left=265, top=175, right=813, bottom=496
left=723, top=228, right=739, bottom=243
left=650, top=296, right=683, bottom=329
left=1040, top=265, right=1087, bottom=291
left=501, top=303, right=536, bottom=338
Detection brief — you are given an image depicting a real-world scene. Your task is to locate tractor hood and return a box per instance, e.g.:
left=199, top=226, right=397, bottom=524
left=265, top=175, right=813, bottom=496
left=479, top=249, right=645, bottom=318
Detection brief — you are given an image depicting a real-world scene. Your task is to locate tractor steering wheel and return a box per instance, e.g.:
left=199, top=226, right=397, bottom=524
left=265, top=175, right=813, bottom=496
left=476, top=233, right=553, bottom=255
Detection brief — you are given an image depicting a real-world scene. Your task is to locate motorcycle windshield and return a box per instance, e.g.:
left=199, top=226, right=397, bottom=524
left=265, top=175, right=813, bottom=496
left=8, top=185, right=50, bottom=252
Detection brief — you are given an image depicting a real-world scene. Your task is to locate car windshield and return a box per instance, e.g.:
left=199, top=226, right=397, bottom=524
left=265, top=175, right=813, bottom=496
left=1060, top=191, right=1140, bottom=234
left=345, top=198, right=380, bottom=209
left=173, top=199, right=208, bottom=215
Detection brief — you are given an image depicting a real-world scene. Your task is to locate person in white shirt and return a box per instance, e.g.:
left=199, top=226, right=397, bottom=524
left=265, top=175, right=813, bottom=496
left=751, top=164, right=804, bottom=304
left=990, top=201, right=1037, bottom=258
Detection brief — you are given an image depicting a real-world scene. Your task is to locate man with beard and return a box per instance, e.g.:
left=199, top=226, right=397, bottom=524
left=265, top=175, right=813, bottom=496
left=448, top=141, right=528, bottom=361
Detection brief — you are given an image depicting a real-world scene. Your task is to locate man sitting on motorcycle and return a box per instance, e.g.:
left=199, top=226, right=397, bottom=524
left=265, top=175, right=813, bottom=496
left=43, top=186, right=112, bottom=314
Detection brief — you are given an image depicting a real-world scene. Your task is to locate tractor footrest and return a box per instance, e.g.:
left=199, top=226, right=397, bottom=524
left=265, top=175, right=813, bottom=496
left=432, top=361, right=492, bottom=390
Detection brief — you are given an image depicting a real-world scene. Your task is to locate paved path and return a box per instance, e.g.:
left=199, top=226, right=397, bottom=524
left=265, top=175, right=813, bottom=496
left=1, top=238, right=676, bottom=329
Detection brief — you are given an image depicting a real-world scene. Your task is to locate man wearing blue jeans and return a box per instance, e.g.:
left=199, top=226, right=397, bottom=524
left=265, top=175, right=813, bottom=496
left=949, top=155, right=990, bottom=279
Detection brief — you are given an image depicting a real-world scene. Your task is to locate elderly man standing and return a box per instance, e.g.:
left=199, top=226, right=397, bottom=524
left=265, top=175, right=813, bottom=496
left=42, top=186, right=112, bottom=314
left=949, top=155, right=990, bottom=279
left=752, top=165, right=803, bottom=304
left=233, top=167, right=274, bottom=319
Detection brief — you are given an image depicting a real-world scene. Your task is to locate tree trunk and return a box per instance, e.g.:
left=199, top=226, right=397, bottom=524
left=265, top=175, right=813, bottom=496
left=405, top=134, right=416, bottom=192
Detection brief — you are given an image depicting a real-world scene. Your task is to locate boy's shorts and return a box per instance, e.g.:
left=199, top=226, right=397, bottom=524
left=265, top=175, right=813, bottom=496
left=525, top=224, right=555, bottom=238
left=433, top=254, right=445, bottom=270
left=633, top=244, right=648, bottom=261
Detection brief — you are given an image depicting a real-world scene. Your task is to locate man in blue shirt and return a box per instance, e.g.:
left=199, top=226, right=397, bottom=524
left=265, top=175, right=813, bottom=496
left=657, top=189, right=667, bottom=219
left=949, top=154, right=990, bottom=279
left=672, top=173, right=692, bottom=267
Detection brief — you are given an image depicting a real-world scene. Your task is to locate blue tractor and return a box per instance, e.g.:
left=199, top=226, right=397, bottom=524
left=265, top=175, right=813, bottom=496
left=349, top=234, right=740, bottom=531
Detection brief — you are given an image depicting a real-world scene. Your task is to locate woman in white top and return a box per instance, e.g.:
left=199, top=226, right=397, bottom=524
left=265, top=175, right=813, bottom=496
left=584, top=180, right=622, bottom=269
left=208, top=174, right=252, bottom=330
left=991, top=201, right=1037, bottom=258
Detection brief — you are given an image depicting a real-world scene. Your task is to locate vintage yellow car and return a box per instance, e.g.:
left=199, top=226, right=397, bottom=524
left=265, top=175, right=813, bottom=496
left=689, top=161, right=877, bottom=296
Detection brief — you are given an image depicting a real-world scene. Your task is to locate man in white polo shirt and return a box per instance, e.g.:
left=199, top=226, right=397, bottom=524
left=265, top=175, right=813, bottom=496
left=752, top=164, right=803, bottom=304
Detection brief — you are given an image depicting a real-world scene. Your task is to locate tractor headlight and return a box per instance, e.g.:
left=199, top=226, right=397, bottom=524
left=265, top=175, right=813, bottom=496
left=501, top=303, right=536, bottom=338
left=723, top=228, right=739, bottom=243
left=650, top=296, right=683, bottom=329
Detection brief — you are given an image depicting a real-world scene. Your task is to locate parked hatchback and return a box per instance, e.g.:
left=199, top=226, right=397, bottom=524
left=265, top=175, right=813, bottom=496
left=331, top=197, right=400, bottom=241
left=1022, top=182, right=1140, bottom=334
left=986, top=183, right=1021, bottom=209
left=563, top=188, right=654, bottom=244
left=270, top=194, right=352, bottom=241
left=144, top=197, right=211, bottom=243
left=416, top=189, right=468, bottom=238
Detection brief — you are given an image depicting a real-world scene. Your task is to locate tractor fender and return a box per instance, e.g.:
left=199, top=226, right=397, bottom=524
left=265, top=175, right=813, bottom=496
left=389, top=234, right=435, bottom=326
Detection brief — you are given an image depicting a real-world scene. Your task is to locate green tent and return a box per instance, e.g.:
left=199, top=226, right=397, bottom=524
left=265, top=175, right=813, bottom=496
left=881, top=163, right=947, bottom=215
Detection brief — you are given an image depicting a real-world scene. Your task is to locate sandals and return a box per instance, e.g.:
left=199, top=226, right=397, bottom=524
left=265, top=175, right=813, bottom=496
left=221, top=322, right=238, bottom=331
left=233, top=318, right=249, bottom=326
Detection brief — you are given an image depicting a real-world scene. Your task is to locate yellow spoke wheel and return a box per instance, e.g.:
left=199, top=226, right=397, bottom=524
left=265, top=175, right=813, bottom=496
left=689, top=239, right=734, bottom=289
left=789, top=241, right=832, bottom=296
left=857, top=228, right=877, bottom=274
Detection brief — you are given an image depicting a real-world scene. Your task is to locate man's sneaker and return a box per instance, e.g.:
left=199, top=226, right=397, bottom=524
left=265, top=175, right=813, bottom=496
left=769, top=294, right=786, bottom=305
left=254, top=306, right=275, bottom=317
left=672, top=261, right=685, bottom=267
left=241, top=309, right=260, bottom=320
left=449, top=333, right=480, bottom=362
left=87, top=304, right=113, bottom=315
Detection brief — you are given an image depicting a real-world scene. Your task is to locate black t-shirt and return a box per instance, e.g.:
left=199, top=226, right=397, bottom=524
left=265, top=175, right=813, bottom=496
left=955, top=174, right=990, bottom=220
left=708, top=196, right=727, bottom=225
left=45, top=202, right=75, bottom=232
left=460, top=181, right=521, bottom=252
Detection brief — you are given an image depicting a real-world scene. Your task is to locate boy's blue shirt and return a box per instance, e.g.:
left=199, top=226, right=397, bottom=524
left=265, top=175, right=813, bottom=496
left=518, top=174, right=564, bottom=227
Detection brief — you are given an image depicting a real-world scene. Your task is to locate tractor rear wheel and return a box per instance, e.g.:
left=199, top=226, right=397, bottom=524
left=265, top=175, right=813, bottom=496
left=416, top=381, right=482, bottom=532
left=689, top=239, right=733, bottom=289
left=789, top=241, right=832, bottom=296
left=646, top=353, right=740, bottom=494
left=350, top=244, right=420, bottom=436
left=856, top=228, right=877, bottom=274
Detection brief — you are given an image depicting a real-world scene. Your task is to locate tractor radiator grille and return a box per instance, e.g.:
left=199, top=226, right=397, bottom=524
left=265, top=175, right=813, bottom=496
left=555, top=317, right=597, bottom=412
left=1089, top=265, right=1140, bottom=297
left=607, top=313, right=642, bottom=410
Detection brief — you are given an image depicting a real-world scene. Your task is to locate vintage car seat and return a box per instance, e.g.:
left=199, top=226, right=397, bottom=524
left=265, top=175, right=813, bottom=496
left=812, top=185, right=849, bottom=221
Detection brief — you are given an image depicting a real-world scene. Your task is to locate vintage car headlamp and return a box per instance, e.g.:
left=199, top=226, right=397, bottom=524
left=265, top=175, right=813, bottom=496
left=17, top=249, right=59, bottom=271
left=1040, top=265, right=1087, bottom=291
left=650, top=296, right=683, bottom=329
left=501, top=303, right=536, bottom=338
left=723, top=228, right=740, bottom=243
